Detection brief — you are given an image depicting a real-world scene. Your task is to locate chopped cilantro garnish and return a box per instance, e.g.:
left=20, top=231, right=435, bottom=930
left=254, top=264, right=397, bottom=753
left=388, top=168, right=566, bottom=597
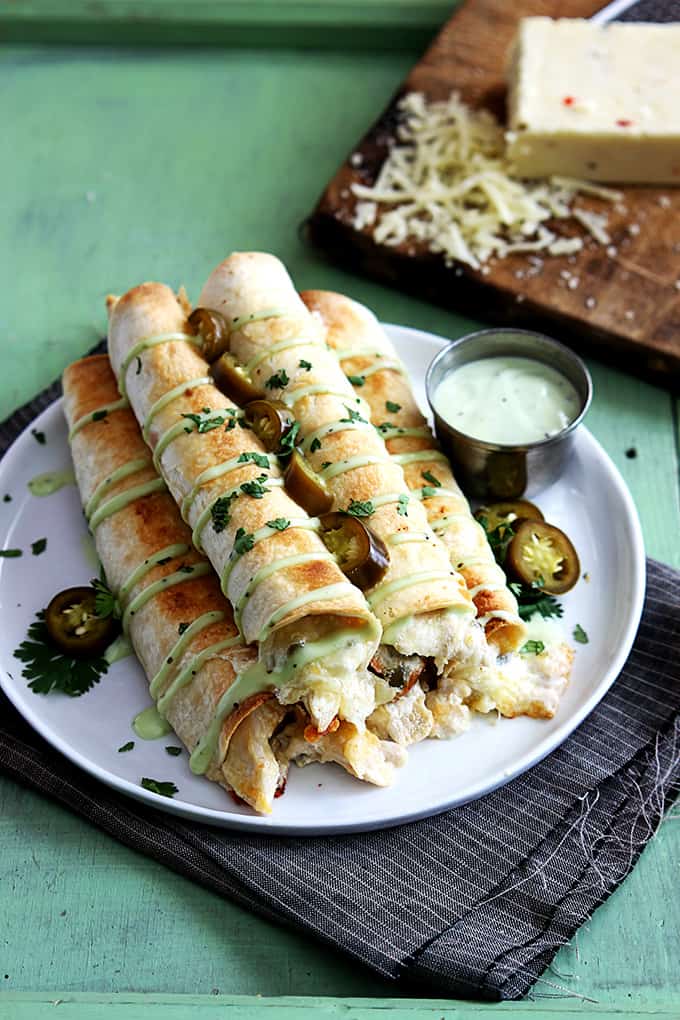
left=573, top=623, right=589, bottom=644
left=421, top=486, right=439, bottom=499
left=299, top=359, right=312, bottom=371
left=397, top=494, right=409, bottom=517
left=421, top=470, right=441, bottom=487
left=508, top=580, right=563, bottom=622
left=385, top=401, right=401, bottom=413
left=321, top=461, right=331, bottom=470
left=211, top=493, right=236, bottom=533
left=265, top=369, right=290, bottom=390
left=118, top=741, right=135, bottom=753
left=31, top=429, right=46, bottom=445
left=520, top=640, right=545, bottom=656
left=135, top=356, right=142, bottom=375
left=177, top=564, right=195, bottom=574
left=181, top=411, right=227, bottom=434
left=238, top=451, right=270, bottom=470
left=15, top=610, right=109, bottom=697
left=141, top=778, right=178, bottom=798
left=240, top=476, right=269, bottom=499
left=165, top=746, right=182, bottom=757
left=233, top=528, right=255, bottom=555
left=347, top=374, right=365, bottom=387
left=92, top=409, right=108, bottom=422
left=339, top=405, right=367, bottom=424
left=266, top=518, right=290, bottom=531
left=3, top=494, right=11, bottom=503
left=0, top=548, right=22, bottom=558
left=31, top=538, right=47, bottom=556
left=156, top=556, right=172, bottom=566
left=310, top=437, right=321, bottom=453
left=342, top=499, right=374, bottom=518
left=178, top=622, right=190, bottom=635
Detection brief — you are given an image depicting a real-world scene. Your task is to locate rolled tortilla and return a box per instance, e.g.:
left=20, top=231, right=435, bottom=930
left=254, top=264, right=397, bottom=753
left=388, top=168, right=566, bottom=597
left=301, top=289, right=526, bottom=657
left=198, top=253, right=494, bottom=742
left=64, top=356, right=403, bottom=812
left=105, top=283, right=385, bottom=739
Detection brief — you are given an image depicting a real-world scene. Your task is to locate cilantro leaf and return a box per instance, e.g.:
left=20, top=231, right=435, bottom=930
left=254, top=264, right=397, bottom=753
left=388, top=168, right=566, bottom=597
left=421, top=470, right=441, bottom=487
left=477, top=515, right=516, bottom=565
left=165, top=746, right=182, bottom=756
left=573, top=623, right=589, bottom=644
left=211, top=493, right=236, bottom=533
left=421, top=486, right=440, bottom=499
left=31, top=538, right=47, bottom=556
left=264, top=370, right=290, bottom=390
left=240, top=477, right=269, bottom=499
left=266, top=518, right=290, bottom=531
left=140, top=778, right=178, bottom=798
left=347, top=374, right=365, bottom=386
left=385, top=401, right=401, bottom=413
left=520, top=640, right=545, bottom=656
left=3, top=494, right=11, bottom=503
left=278, top=421, right=300, bottom=457
left=118, top=741, right=135, bottom=753
left=299, top=359, right=312, bottom=371
left=92, top=409, right=108, bottom=422
left=321, top=461, right=331, bottom=470
left=340, top=406, right=367, bottom=424
left=508, top=580, right=563, bottom=621
left=342, top=499, right=374, bottom=518
left=397, top=494, right=409, bottom=517
left=233, top=528, right=255, bottom=555
left=91, top=576, right=118, bottom=619
left=31, top=429, right=46, bottom=445
left=15, top=610, right=109, bottom=697
left=181, top=410, right=227, bottom=434
left=237, top=451, right=270, bottom=470
left=310, top=437, right=321, bottom=453
left=0, top=548, right=22, bottom=558
left=135, top=356, right=142, bottom=375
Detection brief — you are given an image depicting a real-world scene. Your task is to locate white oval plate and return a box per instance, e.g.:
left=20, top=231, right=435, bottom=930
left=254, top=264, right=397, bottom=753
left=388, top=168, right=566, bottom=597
left=0, top=326, right=645, bottom=834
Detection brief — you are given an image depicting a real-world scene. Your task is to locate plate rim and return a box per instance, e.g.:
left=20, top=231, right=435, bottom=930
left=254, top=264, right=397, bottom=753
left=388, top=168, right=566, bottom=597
left=0, top=325, right=646, bottom=835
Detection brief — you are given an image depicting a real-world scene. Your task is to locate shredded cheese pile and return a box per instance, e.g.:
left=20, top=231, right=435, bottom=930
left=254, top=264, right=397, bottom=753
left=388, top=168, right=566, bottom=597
left=351, top=92, right=622, bottom=270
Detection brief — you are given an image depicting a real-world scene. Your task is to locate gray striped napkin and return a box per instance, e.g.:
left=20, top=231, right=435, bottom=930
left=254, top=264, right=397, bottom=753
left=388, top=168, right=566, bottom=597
left=0, top=367, right=679, bottom=1001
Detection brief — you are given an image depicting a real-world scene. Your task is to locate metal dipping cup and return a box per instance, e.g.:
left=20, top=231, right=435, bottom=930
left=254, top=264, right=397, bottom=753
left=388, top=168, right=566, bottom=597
left=425, top=328, right=592, bottom=500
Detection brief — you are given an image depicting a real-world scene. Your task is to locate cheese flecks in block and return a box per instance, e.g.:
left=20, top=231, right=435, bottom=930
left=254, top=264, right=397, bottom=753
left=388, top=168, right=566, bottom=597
left=506, top=18, right=680, bottom=184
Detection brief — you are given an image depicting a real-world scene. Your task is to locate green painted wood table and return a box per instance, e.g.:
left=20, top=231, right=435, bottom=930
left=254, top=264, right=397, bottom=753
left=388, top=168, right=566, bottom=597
left=1, top=10, right=679, bottom=1018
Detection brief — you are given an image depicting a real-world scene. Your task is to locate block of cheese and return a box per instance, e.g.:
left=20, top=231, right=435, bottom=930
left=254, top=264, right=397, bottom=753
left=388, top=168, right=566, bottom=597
left=506, top=17, right=680, bottom=184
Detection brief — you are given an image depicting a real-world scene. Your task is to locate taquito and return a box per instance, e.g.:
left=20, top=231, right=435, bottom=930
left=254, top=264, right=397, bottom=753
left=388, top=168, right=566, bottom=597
left=64, top=356, right=404, bottom=812
left=198, top=253, right=492, bottom=743
left=301, top=290, right=525, bottom=655
left=302, top=292, right=575, bottom=721
left=106, top=283, right=392, bottom=745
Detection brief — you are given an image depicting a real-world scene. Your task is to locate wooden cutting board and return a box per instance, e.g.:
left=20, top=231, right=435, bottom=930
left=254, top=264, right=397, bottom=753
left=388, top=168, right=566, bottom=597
left=306, top=0, right=680, bottom=388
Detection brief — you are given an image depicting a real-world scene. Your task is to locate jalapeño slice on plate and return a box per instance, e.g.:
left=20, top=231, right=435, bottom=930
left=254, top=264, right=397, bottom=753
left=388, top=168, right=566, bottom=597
left=475, top=500, right=544, bottom=532
left=284, top=451, right=333, bottom=516
left=506, top=520, right=580, bottom=594
left=45, top=586, right=120, bottom=657
left=319, top=512, right=389, bottom=590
